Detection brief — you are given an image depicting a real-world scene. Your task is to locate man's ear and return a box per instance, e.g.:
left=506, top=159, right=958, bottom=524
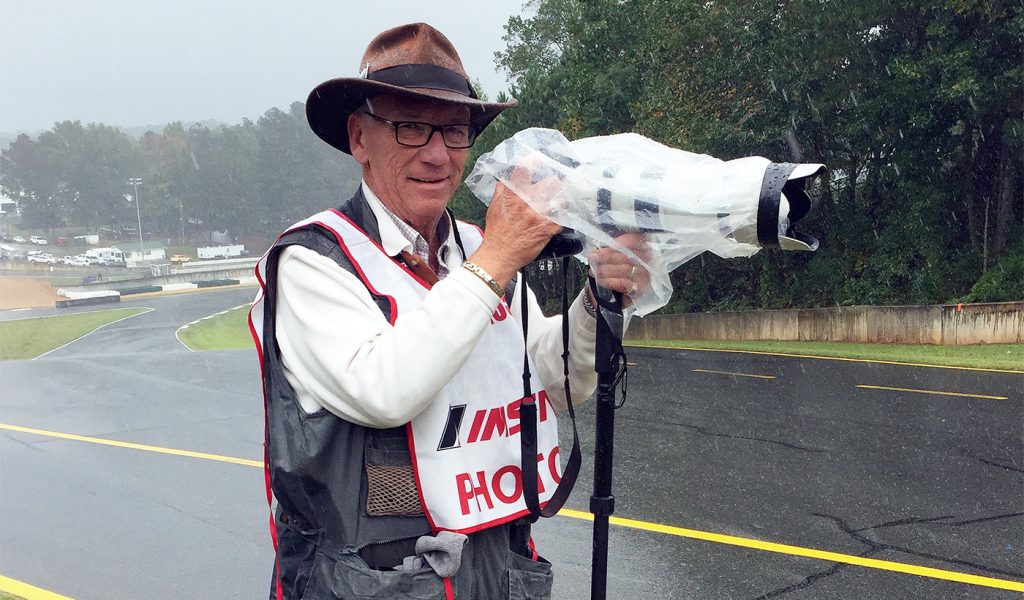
left=348, top=113, right=368, bottom=165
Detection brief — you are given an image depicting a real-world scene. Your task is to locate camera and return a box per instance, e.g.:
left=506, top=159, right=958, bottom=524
left=466, top=128, right=826, bottom=315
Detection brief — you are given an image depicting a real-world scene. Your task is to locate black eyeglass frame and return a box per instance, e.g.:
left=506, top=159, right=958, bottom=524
left=361, top=111, right=479, bottom=149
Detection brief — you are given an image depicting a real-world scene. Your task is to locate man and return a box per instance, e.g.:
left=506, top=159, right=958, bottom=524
left=250, top=23, right=641, bottom=599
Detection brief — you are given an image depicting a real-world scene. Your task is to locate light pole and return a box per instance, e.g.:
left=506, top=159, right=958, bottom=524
left=127, top=177, right=144, bottom=262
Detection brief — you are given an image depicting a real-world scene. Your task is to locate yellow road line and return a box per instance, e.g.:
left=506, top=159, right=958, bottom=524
left=692, top=368, right=776, bottom=380
left=558, top=509, right=1024, bottom=592
left=628, top=343, right=1024, bottom=374
left=0, top=423, right=262, bottom=468
left=856, top=385, right=1008, bottom=401
left=0, top=575, right=75, bottom=600
left=4, top=422, right=1023, bottom=592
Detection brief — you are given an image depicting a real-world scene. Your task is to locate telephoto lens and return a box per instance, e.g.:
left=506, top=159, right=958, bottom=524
left=465, top=127, right=827, bottom=316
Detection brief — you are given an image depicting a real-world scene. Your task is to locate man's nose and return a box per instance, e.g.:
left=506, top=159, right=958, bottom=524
left=419, top=130, right=450, bottom=163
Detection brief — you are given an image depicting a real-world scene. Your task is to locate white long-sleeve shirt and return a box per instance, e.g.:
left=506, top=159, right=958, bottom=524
left=274, top=185, right=598, bottom=428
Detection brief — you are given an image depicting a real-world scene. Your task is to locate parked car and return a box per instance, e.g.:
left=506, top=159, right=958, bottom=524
left=169, top=254, right=191, bottom=264
left=27, top=253, right=57, bottom=264
left=11, top=235, right=27, bottom=244
left=69, top=256, right=91, bottom=267
left=29, top=235, right=47, bottom=245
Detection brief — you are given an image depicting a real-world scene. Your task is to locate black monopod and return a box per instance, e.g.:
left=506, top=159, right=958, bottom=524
left=531, top=231, right=628, bottom=600
left=588, top=281, right=626, bottom=600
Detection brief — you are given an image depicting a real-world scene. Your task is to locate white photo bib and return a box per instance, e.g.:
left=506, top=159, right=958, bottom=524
left=251, top=209, right=562, bottom=533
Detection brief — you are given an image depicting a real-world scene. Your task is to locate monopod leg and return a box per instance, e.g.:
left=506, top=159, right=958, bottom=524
left=590, top=374, right=617, bottom=600
left=590, top=284, right=624, bottom=600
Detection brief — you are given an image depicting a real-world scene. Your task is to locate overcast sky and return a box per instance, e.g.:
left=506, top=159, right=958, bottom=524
left=0, top=1, right=530, bottom=133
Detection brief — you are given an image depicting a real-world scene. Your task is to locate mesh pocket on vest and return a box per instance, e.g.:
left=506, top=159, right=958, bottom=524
left=365, top=464, right=423, bottom=516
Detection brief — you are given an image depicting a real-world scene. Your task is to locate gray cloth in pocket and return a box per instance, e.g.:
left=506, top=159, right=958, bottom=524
left=395, top=531, right=469, bottom=578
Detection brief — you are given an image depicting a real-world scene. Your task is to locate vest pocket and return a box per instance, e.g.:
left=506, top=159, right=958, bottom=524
left=275, top=515, right=322, bottom=599
left=364, top=427, right=424, bottom=517
left=329, top=553, right=445, bottom=599
left=504, top=551, right=554, bottom=600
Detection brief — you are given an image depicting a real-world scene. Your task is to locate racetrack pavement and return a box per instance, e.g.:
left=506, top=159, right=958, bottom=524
left=1, top=289, right=1021, bottom=599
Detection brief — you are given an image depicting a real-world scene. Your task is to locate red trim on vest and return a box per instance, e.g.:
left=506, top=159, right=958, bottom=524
left=270, top=511, right=283, bottom=600
left=432, top=505, right=549, bottom=535
left=405, top=421, right=438, bottom=531
left=443, top=576, right=455, bottom=600
left=247, top=314, right=266, bottom=389
left=310, top=216, right=401, bottom=324
left=248, top=259, right=282, bottom=599
left=254, top=258, right=267, bottom=288
left=325, top=208, right=436, bottom=291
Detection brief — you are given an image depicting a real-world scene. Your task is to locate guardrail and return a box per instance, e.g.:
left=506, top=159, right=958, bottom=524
left=60, top=259, right=258, bottom=293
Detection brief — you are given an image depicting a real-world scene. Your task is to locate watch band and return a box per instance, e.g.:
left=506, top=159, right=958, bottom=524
left=462, top=261, right=504, bottom=298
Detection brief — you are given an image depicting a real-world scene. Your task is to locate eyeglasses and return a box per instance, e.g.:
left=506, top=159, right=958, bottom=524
left=362, top=111, right=478, bottom=149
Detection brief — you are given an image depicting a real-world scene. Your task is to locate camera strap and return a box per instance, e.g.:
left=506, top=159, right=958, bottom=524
left=518, top=257, right=582, bottom=521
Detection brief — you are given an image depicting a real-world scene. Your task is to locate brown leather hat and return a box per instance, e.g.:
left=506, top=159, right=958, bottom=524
left=306, top=23, right=517, bottom=155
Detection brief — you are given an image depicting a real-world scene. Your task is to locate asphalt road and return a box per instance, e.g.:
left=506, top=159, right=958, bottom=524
left=1, top=289, right=1021, bottom=599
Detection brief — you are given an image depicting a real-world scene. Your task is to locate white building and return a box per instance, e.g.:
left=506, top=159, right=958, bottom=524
left=124, top=242, right=166, bottom=265
left=0, top=193, right=17, bottom=215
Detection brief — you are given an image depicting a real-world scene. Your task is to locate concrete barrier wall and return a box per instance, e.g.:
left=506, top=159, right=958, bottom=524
left=940, top=302, right=1024, bottom=344
left=65, top=264, right=257, bottom=293
left=626, top=302, right=1024, bottom=345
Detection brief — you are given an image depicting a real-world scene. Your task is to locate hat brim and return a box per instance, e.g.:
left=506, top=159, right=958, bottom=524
left=306, top=78, right=517, bottom=154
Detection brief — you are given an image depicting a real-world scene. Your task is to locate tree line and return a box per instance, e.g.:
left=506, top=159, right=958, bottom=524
left=455, top=0, right=1023, bottom=310
left=0, top=102, right=361, bottom=247
left=2, top=0, right=1021, bottom=311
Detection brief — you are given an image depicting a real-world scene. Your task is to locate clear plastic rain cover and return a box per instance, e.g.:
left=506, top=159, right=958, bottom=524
left=466, top=127, right=823, bottom=317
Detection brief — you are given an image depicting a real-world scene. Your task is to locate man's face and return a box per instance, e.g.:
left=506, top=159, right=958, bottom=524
left=348, top=94, right=472, bottom=232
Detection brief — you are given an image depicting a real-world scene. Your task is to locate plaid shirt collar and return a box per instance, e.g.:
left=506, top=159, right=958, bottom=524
left=362, top=182, right=452, bottom=278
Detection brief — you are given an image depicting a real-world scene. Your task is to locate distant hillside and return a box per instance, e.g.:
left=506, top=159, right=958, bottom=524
left=0, top=130, right=35, bottom=151
left=0, top=119, right=231, bottom=150
left=118, top=119, right=229, bottom=138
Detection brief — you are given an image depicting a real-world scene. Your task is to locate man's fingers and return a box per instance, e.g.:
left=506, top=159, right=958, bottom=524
left=590, top=245, right=650, bottom=297
left=589, top=261, right=635, bottom=280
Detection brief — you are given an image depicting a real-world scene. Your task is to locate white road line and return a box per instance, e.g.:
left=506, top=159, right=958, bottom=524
left=32, top=308, right=154, bottom=360
left=174, top=303, right=251, bottom=352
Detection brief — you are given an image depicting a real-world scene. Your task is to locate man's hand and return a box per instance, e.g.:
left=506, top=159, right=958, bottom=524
left=588, top=232, right=650, bottom=306
left=469, top=168, right=563, bottom=287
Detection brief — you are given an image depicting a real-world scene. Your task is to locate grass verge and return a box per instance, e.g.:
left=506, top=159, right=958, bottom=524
left=0, top=592, right=27, bottom=600
left=0, top=308, right=150, bottom=360
left=177, top=305, right=253, bottom=351
left=626, top=339, right=1023, bottom=372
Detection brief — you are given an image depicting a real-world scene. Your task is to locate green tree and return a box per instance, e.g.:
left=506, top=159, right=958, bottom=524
left=490, top=0, right=1023, bottom=310
left=1, top=122, right=139, bottom=232
left=255, top=102, right=362, bottom=236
